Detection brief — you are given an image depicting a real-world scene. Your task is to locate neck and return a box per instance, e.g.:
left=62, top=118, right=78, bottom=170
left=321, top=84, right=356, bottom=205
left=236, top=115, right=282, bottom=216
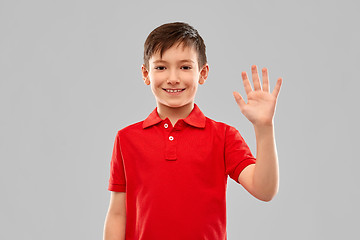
left=157, top=102, right=194, bottom=126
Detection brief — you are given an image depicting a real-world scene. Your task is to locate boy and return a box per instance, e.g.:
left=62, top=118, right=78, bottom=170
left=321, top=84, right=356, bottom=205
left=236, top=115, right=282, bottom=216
left=103, top=22, right=282, bottom=240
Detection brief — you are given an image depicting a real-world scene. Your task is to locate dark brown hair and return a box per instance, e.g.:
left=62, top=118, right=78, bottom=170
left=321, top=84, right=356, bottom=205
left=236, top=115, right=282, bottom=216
left=143, top=22, right=207, bottom=70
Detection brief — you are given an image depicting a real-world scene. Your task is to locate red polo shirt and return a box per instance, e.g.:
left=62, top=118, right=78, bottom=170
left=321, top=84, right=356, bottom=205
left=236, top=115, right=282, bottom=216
left=108, top=103, right=256, bottom=240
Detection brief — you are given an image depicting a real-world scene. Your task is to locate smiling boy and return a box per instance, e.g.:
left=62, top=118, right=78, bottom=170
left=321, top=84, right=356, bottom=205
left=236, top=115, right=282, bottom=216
left=103, top=22, right=282, bottom=240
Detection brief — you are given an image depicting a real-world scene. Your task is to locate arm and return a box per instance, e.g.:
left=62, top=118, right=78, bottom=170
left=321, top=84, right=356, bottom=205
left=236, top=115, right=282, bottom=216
left=103, top=192, right=126, bottom=240
left=233, top=65, right=282, bottom=202
left=238, top=125, right=278, bottom=201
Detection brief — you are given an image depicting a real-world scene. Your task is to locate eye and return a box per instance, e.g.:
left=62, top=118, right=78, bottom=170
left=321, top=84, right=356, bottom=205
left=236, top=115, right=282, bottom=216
left=181, top=66, right=192, bottom=70
left=155, top=66, right=166, bottom=70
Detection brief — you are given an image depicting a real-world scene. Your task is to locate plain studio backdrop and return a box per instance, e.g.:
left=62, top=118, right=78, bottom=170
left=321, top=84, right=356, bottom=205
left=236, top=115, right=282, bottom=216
left=1, top=0, right=359, bottom=239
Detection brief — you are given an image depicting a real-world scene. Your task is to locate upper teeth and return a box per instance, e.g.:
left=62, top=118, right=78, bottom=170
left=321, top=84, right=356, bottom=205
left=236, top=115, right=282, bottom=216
left=166, top=89, right=182, bottom=92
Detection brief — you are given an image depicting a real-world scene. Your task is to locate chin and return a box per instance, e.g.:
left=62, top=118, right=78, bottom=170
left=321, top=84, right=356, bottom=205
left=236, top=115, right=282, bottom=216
left=160, top=101, right=190, bottom=109
left=164, top=103, right=185, bottom=108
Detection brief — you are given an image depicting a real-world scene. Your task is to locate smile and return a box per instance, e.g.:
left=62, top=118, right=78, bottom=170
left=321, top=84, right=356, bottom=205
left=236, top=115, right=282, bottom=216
left=163, top=88, right=185, bottom=93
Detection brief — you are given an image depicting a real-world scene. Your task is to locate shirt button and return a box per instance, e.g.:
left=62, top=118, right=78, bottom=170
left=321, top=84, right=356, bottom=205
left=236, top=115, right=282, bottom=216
left=169, top=136, right=174, bottom=141
left=164, top=123, right=168, bottom=128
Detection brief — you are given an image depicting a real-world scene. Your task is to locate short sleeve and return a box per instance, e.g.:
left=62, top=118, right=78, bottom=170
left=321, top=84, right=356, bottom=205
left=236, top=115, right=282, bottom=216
left=108, top=131, right=126, bottom=192
left=225, top=125, right=256, bottom=183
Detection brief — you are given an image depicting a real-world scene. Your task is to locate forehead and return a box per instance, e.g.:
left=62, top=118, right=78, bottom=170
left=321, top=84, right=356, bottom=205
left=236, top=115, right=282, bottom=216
left=149, top=43, right=198, bottom=63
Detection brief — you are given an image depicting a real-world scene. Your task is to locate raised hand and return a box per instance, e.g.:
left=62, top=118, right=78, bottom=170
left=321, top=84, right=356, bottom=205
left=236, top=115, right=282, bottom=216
left=233, top=65, right=282, bottom=127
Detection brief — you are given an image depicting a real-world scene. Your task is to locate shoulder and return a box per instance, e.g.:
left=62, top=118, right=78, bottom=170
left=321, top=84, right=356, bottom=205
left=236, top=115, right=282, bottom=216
left=204, top=116, right=237, bottom=133
left=204, top=116, right=246, bottom=143
left=115, top=120, right=145, bottom=137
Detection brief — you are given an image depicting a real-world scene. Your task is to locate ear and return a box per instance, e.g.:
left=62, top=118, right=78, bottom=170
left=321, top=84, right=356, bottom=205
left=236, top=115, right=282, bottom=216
left=198, top=64, right=209, bottom=85
left=141, top=64, right=150, bottom=85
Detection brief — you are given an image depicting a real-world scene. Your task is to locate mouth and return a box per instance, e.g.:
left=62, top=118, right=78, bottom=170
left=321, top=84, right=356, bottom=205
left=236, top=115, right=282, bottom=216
left=162, top=88, right=186, bottom=93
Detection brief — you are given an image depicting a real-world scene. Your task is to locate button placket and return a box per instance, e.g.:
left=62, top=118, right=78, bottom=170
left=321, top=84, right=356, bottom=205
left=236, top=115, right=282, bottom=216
left=165, top=129, right=177, bottom=161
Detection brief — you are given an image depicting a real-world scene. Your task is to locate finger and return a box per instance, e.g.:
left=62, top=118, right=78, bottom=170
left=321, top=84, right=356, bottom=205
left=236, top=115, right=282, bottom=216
left=262, top=67, right=270, bottom=92
left=272, top=77, right=283, bottom=99
left=251, top=65, right=262, bottom=91
left=242, top=71, right=253, bottom=96
left=233, top=91, right=246, bottom=110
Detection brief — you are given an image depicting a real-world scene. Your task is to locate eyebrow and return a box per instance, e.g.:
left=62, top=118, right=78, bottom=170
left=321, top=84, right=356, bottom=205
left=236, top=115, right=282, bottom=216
left=152, top=59, right=195, bottom=64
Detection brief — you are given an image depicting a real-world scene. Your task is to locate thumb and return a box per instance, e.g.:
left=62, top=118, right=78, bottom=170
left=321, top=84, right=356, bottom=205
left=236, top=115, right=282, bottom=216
left=233, top=91, right=246, bottom=110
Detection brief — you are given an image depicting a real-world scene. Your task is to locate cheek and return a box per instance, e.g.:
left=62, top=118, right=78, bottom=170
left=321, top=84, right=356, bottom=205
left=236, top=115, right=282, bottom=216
left=188, top=76, right=199, bottom=89
left=184, top=73, right=198, bottom=85
left=186, top=81, right=198, bottom=95
left=190, top=84, right=198, bottom=93
left=148, top=74, right=162, bottom=86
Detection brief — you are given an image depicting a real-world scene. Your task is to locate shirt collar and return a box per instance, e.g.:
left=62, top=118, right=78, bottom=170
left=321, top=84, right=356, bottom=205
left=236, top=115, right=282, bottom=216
left=142, top=103, right=206, bottom=129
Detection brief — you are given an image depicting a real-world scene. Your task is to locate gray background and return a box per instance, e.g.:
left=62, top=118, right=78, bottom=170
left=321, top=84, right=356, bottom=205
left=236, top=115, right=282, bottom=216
left=1, top=0, right=359, bottom=239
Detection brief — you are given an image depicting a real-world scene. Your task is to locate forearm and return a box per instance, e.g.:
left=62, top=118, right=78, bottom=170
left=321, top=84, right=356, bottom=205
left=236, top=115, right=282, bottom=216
left=103, top=213, right=126, bottom=240
left=252, top=124, right=279, bottom=201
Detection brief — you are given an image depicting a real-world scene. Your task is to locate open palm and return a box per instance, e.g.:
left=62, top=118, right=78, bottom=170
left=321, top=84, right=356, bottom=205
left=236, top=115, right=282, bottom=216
left=233, top=65, right=282, bottom=127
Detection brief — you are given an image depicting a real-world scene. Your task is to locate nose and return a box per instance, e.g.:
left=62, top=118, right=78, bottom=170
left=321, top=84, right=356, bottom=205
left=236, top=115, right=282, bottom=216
left=167, top=69, right=180, bottom=85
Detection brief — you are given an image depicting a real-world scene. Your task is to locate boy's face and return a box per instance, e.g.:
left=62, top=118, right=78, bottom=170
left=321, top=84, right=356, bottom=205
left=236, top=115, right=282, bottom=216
left=142, top=43, right=209, bottom=110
